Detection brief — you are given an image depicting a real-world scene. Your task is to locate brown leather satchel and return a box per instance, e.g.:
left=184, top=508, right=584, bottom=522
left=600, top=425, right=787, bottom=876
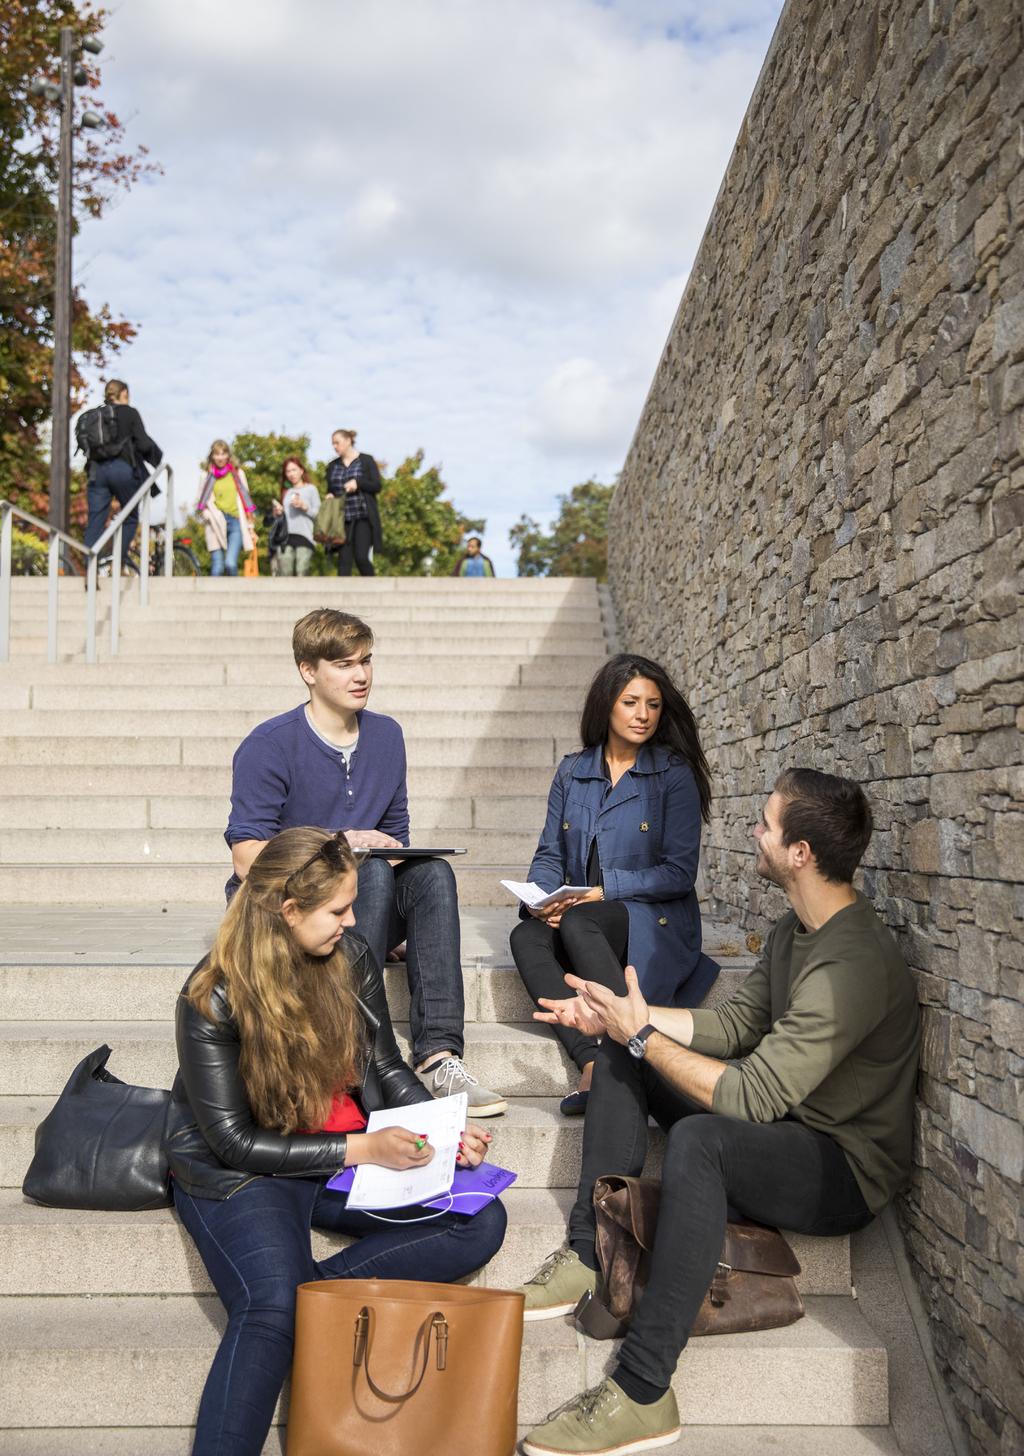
left=575, top=1174, right=804, bottom=1340
left=286, top=1278, right=524, bottom=1456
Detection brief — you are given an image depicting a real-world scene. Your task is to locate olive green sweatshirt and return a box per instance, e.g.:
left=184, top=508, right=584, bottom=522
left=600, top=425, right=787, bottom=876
left=688, top=893, right=920, bottom=1214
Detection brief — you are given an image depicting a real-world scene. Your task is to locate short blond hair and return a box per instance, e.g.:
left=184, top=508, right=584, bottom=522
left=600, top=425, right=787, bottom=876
left=292, top=609, right=373, bottom=669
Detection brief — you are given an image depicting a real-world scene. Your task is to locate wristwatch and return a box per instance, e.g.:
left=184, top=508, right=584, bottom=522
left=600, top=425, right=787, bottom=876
left=627, top=1024, right=657, bottom=1060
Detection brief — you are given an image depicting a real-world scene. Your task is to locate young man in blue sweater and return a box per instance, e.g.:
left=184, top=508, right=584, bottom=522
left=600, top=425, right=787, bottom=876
left=226, top=607, right=506, bottom=1116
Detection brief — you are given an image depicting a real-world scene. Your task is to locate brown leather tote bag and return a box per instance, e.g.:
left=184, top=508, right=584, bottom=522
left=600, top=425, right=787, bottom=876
left=575, top=1174, right=804, bottom=1340
left=286, top=1278, right=524, bottom=1456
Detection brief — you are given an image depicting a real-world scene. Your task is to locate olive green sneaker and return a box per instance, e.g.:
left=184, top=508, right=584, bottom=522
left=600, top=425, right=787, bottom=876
left=521, top=1245, right=596, bottom=1321
left=522, top=1377, right=681, bottom=1455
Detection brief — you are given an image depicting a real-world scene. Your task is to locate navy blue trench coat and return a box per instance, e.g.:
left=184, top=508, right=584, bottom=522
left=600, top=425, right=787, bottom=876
left=524, top=744, right=719, bottom=1007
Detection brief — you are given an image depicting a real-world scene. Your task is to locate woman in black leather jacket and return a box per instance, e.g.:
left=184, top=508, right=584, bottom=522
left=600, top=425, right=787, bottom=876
left=168, top=827, right=506, bottom=1456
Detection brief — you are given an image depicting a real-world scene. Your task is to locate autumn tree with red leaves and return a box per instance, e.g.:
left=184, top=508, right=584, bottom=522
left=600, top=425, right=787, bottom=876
left=0, top=1, right=158, bottom=520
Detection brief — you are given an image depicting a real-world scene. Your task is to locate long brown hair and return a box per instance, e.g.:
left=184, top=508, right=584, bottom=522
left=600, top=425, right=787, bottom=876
left=188, top=828, right=366, bottom=1133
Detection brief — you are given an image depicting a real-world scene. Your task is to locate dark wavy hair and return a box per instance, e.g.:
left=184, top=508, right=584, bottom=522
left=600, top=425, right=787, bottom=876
left=579, top=654, right=712, bottom=823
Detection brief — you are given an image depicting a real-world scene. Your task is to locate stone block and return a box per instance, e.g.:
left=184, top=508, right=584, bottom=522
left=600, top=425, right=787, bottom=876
left=950, top=1091, right=1024, bottom=1182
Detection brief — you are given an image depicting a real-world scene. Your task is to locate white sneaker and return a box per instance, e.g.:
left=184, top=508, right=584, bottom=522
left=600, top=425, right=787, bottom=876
left=416, top=1056, right=507, bottom=1117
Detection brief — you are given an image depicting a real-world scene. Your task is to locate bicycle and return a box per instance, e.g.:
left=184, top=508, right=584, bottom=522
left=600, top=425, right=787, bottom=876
left=124, top=526, right=201, bottom=577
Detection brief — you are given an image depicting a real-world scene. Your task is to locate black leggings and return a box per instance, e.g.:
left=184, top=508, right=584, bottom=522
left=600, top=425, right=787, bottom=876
left=570, top=1038, right=873, bottom=1391
left=510, top=901, right=629, bottom=1070
left=338, top=517, right=375, bottom=576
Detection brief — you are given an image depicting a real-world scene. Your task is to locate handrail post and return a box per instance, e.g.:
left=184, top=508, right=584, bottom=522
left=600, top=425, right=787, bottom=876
left=85, top=551, right=98, bottom=663
left=163, top=464, right=175, bottom=579
left=47, top=534, right=61, bottom=663
left=0, top=506, right=12, bottom=663
left=139, top=486, right=151, bottom=608
left=109, top=524, right=122, bottom=657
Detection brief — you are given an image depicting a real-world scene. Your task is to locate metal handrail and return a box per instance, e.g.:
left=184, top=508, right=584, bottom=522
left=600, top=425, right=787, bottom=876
left=0, top=459, right=176, bottom=664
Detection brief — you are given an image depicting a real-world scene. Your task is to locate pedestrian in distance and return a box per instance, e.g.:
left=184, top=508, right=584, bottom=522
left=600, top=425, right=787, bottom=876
left=272, top=457, right=321, bottom=576
left=325, top=428, right=382, bottom=576
left=510, top=654, right=717, bottom=1117
left=79, top=379, right=163, bottom=566
left=225, top=607, right=508, bottom=1117
left=196, top=440, right=258, bottom=577
left=452, top=535, right=496, bottom=577
left=168, top=826, right=506, bottom=1456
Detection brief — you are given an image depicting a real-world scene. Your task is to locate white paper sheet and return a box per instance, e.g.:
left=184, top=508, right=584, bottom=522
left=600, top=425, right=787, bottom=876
left=500, top=879, right=591, bottom=910
left=346, top=1092, right=468, bottom=1210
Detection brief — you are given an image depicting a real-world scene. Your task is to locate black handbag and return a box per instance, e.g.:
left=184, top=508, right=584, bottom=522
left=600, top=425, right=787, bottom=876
left=22, top=1044, right=173, bottom=1211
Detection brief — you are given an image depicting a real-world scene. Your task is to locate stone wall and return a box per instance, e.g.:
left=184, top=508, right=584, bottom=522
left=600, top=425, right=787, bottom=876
left=608, top=1, right=1023, bottom=1450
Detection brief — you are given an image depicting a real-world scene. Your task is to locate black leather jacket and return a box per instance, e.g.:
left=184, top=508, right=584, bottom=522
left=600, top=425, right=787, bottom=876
left=166, top=932, right=431, bottom=1200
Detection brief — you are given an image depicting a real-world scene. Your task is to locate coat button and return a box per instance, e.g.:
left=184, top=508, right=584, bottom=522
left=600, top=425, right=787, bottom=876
left=562, top=821, right=570, bottom=831
left=658, top=916, right=668, bottom=926
left=640, top=822, right=649, bottom=832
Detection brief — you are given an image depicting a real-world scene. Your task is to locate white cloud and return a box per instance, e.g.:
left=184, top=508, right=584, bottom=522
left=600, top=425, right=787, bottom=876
left=73, top=0, right=781, bottom=571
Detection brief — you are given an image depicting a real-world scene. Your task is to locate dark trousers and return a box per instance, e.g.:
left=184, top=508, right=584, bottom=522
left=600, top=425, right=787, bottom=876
left=354, top=855, right=465, bottom=1065
left=84, top=458, right=138, bottom=560
left=571, top=1038, right=873, bottom=1391
left=510, top=901, right=630, bottom=1069
left=174, top=1175, right=507, bottom=1456
left=338, top=518, right=375, bottom=575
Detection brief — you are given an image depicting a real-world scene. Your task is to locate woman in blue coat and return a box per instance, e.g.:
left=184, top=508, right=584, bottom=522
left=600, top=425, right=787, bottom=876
left=510, top=654, right=718, bottom=1115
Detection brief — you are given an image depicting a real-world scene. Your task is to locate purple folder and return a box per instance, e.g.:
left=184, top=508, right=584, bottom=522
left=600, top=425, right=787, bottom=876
left=326, top=1161, right=516, bottom=1216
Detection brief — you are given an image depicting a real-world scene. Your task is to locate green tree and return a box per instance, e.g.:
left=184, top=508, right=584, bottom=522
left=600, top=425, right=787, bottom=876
left=226, top=430, right=334, bottom=575
left=374, top=451, right=484, bottom=577
left=510, top=478, right=615, bottom=580
left=1, top=1, right=159, bottom=512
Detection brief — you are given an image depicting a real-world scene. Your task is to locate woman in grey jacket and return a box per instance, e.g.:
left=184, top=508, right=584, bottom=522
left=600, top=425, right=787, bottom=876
left=168, top=827, right=505, bottom=1456
left=511, top=655, right=717, bottom=1115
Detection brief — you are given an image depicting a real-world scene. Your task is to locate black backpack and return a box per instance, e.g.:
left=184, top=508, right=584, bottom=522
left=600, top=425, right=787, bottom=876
left=75, top=404, right=130, bottom=464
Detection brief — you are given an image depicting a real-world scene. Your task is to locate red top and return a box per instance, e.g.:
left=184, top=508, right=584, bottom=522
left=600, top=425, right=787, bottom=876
left=319, top=1091, right=368, bottom=1134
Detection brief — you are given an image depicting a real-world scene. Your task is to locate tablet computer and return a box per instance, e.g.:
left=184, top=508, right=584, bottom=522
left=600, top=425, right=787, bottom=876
left=363, top=847, right=468, bottom=858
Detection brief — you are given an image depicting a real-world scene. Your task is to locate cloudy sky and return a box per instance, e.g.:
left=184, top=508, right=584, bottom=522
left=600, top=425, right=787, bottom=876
left=78, top=0, right=783, bottom=571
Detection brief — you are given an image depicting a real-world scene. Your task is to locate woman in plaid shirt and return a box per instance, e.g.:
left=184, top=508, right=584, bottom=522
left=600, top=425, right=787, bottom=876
left=326, top=428, right=383, bottom=576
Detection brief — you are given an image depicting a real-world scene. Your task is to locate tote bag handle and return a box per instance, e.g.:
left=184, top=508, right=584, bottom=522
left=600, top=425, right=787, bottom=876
left=352, top=1306, right=448, bottom=1402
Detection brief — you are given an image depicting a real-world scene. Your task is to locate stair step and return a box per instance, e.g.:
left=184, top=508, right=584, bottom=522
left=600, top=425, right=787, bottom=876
left=0, top=963, right=750, bottom=1024
left=0, top=1020, right=577, bottom=1097
left=0, top=1294, right=887, bottom=1428
left=0, top=793, right=549, bottom=831
left=16, top=684, right=593, bottom=713
left=0, top=763, right=562, bottom=797
left=0, top=863, right=532, bottom=906
left=0, top=733, right=576, bottom=768
left=0, top=708, right=581, bottom=738
left=0, top=656, right=605, bottom=688
left=0, top=1425, right=903, bottom=1456
left=0, top=827, right=541, bottom=864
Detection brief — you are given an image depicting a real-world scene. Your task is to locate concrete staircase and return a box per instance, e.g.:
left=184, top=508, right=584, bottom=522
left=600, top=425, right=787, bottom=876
left=0, top=576, right=900, bottom=1453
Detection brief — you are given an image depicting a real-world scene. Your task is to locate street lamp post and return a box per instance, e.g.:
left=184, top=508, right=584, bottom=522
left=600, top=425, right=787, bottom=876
left=32, top=30, right=104, bottom=538
left=49, top=27, right=75, bottom=537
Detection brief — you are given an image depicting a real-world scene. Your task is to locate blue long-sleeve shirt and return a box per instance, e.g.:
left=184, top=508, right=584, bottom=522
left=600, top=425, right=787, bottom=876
left=226, top=705, right=409, bottom=852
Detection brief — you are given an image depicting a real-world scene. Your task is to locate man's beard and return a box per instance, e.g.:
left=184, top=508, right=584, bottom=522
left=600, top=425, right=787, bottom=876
left=755, top=845, right=793, bottom=891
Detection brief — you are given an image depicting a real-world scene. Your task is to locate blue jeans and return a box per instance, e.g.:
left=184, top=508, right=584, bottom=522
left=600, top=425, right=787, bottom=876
left=354, top=856, right=465, bottom=1064
left=210, top=514, right=242, bottom=576
left=84, top=458, right=138, bottom=560
left=174, top=1175, right=506, bottom=1456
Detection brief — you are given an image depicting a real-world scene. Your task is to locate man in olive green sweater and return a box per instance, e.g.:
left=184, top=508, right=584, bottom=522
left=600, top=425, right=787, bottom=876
left=520, top=767, right=921, bottom=1456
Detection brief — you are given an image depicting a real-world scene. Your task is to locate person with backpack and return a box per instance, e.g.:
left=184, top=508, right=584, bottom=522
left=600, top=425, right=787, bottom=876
left=79, top=380, right=163, bottom=565
left=196, top=441, right=258, bottom=577
left=325, top=428, right=383, bottom=576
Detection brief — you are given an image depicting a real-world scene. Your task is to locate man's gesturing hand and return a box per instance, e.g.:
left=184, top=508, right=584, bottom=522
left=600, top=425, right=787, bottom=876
left=562, top=965, right=650, bottom=1045
left=534, top=994, right=606, bottom=1037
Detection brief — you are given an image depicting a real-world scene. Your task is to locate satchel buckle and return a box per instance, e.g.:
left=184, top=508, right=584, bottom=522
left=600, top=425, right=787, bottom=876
left=433, top=1313, right=449, bottom=1370
left=710, top=1261, right=732, bottom=1308
left=353, top=1309, right=369, bottom=1367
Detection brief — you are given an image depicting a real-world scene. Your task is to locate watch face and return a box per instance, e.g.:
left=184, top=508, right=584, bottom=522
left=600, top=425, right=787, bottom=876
left=627, top=1035, right=645, bottom=1059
